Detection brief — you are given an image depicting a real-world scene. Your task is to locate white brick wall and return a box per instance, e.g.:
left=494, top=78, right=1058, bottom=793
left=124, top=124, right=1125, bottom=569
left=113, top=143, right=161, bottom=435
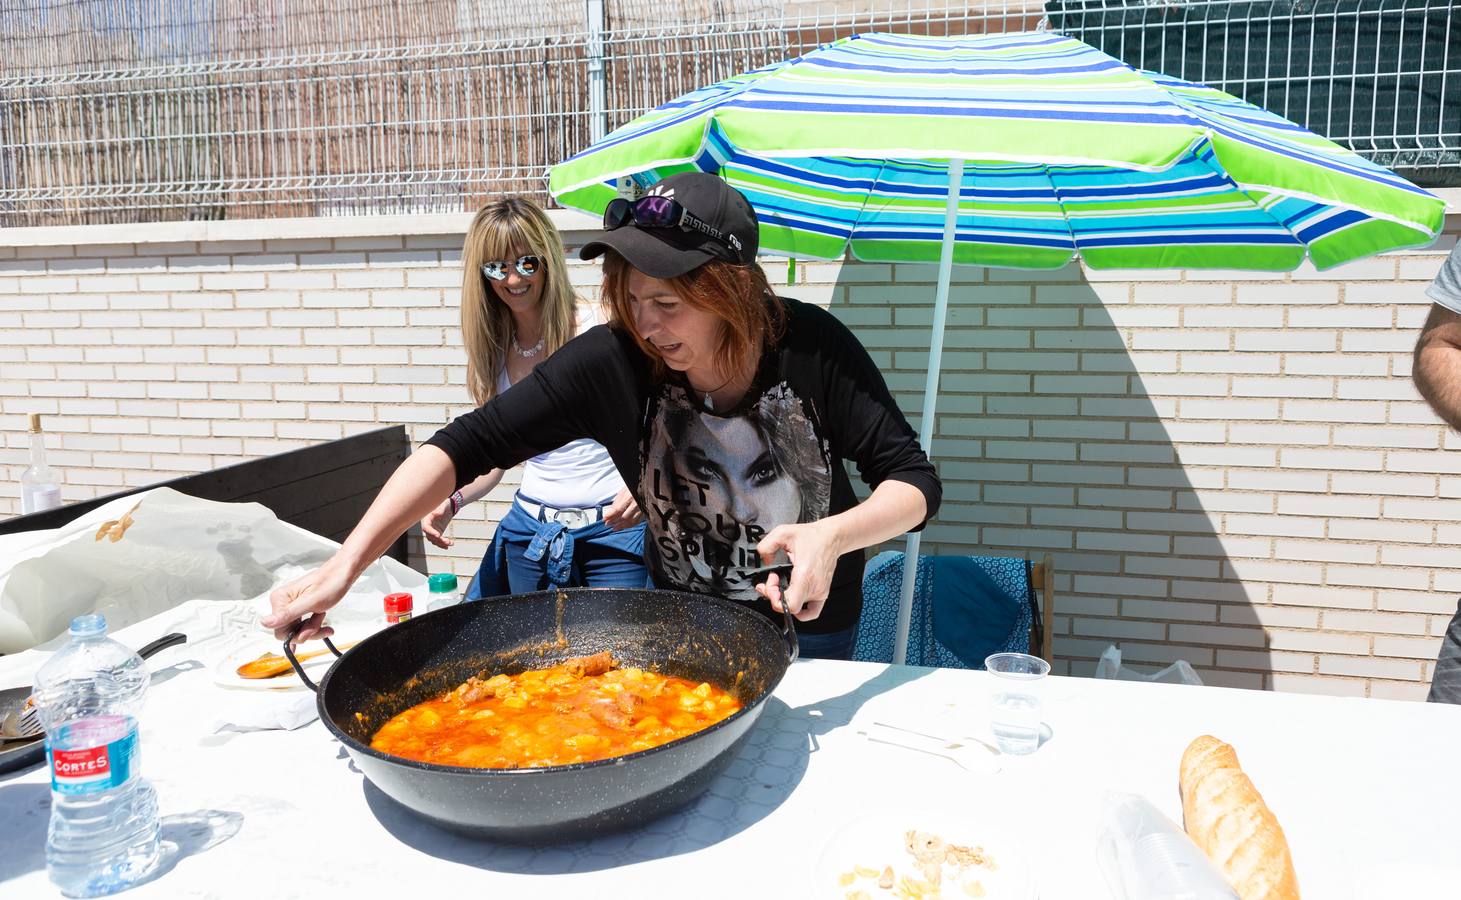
left=3, top=213, right=1461, bottom=700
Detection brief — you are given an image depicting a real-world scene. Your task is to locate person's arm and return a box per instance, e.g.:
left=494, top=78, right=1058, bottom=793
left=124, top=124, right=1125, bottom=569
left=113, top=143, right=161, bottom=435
left=426, top=325, right=646, bottom=493
left=1414, top=303, right=1461, bottom=432
left=755, top=480, right=926, bottom=620
left=420, top=468, right=505, bottom=549
left=263, top=445, right=457, bottom=642
left=1415, top=246, right=1461, bottom=431
left=754, top=302, right=942, bottom=620
left=459, top=469, right=506, bottom=504
left=810, top=303, right=942, bottom=525
left=265, top=328, right=644, bottom=642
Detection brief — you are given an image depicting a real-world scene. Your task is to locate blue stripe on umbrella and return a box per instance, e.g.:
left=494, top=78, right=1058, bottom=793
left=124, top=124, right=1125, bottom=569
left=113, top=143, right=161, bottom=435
left=855, top=229, right=1075, bottom=249
left=1294, top=208, right=1372, bottom=241
left=723, top=97, right=1198, bottom=126
left=800, top=56, right=1131, bottom=78
left=1078, top=232, right=1305, bottom=247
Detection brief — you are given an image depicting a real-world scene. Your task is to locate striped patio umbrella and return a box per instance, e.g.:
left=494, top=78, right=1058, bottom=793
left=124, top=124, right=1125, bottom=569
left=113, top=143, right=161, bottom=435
left=549, top=30, right=1446, bottom=663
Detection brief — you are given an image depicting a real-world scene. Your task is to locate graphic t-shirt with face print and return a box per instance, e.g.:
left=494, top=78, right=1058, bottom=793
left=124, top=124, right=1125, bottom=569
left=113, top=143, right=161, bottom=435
left=426, top=296, right=940, bottom=635
left=642, top=382, right=832, bottom=603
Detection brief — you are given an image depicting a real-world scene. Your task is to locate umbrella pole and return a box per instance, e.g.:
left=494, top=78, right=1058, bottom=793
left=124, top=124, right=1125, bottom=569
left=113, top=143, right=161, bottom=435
left=893, top=158, right=963, bottom=665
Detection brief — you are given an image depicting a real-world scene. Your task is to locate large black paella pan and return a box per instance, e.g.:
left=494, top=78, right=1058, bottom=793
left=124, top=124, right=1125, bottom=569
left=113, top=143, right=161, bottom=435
left=285, top=586, right=797, bottom=842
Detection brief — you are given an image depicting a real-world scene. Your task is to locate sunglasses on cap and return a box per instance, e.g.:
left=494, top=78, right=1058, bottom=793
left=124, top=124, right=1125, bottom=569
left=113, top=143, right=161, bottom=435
left=480, top=255, right=542, bottom=281
left=603, top=195, right=744, bottom=262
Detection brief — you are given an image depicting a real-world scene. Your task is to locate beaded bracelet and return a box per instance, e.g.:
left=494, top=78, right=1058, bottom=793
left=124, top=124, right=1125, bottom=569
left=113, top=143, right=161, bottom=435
left=448, top=489, right=464, bottom=515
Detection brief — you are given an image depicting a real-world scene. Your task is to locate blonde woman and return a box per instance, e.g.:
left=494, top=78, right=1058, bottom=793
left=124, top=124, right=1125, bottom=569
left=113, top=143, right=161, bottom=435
left=420, top=197, right=648, bottom=597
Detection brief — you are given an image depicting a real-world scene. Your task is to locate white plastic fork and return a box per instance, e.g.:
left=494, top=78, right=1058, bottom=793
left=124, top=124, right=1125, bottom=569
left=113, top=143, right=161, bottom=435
left=857, top=720, right=1002, bottom=773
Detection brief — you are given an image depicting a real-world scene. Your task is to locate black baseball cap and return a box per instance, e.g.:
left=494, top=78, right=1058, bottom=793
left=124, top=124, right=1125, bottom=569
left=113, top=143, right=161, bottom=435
left=579, top=172, right=760, bottom=278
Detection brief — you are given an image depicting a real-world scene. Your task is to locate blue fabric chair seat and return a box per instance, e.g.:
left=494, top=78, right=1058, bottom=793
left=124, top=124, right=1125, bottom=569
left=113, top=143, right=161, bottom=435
left=854, top=551, right=1038, bottom=669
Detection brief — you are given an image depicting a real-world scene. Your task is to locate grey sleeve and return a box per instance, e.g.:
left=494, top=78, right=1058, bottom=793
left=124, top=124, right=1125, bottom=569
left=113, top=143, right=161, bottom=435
left=1426, top=244, right=1461, bottom=313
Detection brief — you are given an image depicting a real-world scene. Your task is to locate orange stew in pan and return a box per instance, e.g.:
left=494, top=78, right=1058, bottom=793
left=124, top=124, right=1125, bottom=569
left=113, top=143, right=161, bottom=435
left=369, top=652, right=742, bottom=768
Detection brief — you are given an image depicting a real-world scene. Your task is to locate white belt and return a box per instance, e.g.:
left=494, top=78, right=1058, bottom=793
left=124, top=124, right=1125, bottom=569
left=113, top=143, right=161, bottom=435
left=515, top=494, right=611, bottom=528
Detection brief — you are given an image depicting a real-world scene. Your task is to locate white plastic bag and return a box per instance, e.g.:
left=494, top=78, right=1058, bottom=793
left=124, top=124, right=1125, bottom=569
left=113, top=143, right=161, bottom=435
left=0, top=487, right=425, bottom=654
left=1095, top=644, right=1204, bottom=686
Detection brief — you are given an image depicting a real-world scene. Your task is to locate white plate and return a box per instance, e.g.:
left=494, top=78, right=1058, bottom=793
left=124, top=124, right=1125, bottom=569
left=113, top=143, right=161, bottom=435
left=211, top=637, right=356, bottom=691
left=812, top=808, right=1036, bottom=899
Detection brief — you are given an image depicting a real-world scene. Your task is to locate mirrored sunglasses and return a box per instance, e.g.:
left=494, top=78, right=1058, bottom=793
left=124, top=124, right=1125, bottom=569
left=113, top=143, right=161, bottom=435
left=481, top=255, right=543, bottom=281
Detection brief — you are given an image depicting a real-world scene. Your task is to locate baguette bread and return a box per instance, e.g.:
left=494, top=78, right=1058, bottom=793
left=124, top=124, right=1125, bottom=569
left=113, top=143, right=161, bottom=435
left=1179, top=735, right=1300, bottom=900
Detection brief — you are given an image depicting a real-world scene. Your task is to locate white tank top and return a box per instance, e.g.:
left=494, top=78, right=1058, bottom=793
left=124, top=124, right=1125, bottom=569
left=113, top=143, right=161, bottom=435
left=496, top=366, right=623, bottom=507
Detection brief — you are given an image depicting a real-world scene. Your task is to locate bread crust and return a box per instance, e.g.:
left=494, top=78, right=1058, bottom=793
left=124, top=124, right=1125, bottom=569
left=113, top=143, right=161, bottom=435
left=1179, top=735, right=1300, bottom=900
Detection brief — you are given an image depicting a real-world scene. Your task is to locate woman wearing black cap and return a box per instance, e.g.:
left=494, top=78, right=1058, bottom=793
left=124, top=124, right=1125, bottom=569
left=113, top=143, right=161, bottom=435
left=264, top=173, right=940, bottom=660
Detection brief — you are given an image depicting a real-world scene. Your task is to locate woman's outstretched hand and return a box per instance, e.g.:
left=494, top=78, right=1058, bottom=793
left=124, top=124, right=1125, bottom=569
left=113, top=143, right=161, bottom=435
left=261, top=557, right=357, bottom=644
left=260, top=443, right=461, bottom=644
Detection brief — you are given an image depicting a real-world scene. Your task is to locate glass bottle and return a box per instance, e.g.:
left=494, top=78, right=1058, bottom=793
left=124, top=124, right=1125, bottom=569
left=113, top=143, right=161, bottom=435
left=21, top=412, right=62, bottom=514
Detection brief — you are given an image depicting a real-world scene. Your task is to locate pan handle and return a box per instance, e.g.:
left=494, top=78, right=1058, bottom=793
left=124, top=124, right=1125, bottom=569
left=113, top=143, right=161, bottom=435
left=136, top=633, right=187, bottom=660
left=751, top=564, right=799, bottom=664
left=282, top=624, right=343, bottom=693
left=779, top=597, right=799, bottom=664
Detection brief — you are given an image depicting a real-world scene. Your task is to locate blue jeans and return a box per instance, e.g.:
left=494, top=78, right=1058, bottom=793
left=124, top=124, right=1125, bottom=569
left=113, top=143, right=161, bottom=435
left=465, top=496, right=651, bottom=599
left=795, top=624, right=857, bottom=661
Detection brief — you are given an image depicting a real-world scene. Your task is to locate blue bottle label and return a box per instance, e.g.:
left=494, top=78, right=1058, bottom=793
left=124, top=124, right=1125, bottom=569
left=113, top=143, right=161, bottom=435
left=47, top=716, right=136, bottom=795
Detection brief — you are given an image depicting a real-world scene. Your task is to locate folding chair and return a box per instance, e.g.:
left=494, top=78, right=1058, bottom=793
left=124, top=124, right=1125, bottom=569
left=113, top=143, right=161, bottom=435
left=854, top=551, right=1055, bottom=669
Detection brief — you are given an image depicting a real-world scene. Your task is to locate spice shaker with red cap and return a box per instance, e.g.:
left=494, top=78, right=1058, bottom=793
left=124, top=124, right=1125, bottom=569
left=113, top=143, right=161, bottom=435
left=383, top=592, right=414, bottom=625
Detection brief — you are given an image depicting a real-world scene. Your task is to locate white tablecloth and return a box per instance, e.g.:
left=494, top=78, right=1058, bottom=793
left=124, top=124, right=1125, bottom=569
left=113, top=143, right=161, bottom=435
left=3, top=610, right=1460, bottom=899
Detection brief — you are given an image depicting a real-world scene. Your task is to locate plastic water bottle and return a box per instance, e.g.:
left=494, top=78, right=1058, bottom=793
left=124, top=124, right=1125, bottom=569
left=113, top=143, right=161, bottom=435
left=426, top=572, right=461, bottom=612
left=33, top=615, right=160, bottom=897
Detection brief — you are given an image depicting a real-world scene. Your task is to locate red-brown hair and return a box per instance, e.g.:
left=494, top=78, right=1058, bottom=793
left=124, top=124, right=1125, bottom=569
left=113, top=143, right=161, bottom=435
left=602, top=251, right=786, bottom=381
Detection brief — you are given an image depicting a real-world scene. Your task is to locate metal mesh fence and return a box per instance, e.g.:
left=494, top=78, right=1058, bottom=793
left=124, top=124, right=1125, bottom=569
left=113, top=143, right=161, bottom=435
left=0, top=0, right=1454, bottom=226
left=1046, top=1, right=1460, bottom=186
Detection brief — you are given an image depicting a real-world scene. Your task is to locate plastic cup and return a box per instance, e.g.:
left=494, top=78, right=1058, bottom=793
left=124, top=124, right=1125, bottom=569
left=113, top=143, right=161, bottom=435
left=984, top=652, right=1051, bottom=755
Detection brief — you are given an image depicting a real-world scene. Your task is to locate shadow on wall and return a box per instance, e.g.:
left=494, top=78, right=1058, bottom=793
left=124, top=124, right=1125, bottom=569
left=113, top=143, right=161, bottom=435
left=828, top=262, right=1271, bottom=690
